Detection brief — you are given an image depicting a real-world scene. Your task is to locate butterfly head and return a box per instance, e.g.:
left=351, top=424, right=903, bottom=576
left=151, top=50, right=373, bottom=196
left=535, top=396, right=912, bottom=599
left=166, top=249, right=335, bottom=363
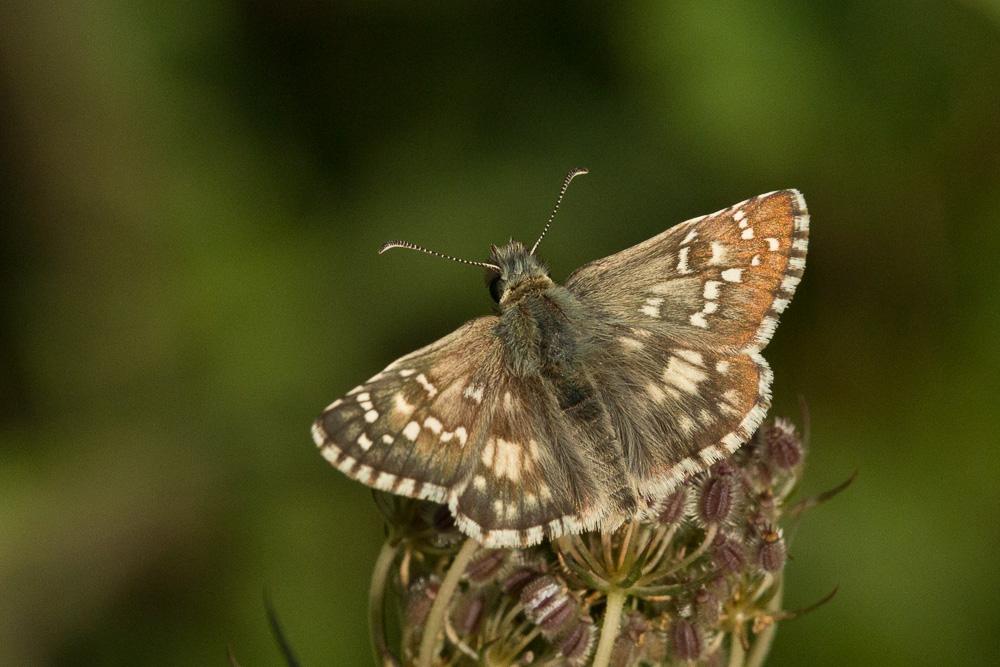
left=486, top=240, right=552, bottom=305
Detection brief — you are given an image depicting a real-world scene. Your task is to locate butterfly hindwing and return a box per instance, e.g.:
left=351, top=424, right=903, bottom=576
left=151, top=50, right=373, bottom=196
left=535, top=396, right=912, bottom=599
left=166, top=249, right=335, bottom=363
left=592, top=338, right=770, bottom=501
left=449, top=371, right=631, bottom=547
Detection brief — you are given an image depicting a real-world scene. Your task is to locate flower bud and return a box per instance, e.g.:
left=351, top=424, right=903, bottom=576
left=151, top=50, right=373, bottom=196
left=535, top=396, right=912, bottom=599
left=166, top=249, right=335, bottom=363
left=451, top=590, right=486, bottom=636
left=711, top=533, right=746, bottom=573
left=698, top=465, right=736, bottom=523
left=670, top=618, right=703, bottom=661
left=765, top=418, right=803, bottom=469
left=501, top=566, right=539, bottom=595
left=465, top=549, right=507, bottom=585
left=658, top=487, right=688, bottom=524
left=557, top=617, right=596, bottom=665
left=520, top=574, right=578, bottom=636
left=758, top=528, right=787, bottom=572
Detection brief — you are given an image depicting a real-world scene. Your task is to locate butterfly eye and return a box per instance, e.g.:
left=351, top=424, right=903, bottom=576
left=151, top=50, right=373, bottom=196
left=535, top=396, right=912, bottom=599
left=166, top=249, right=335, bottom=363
left=488, top=275, right=506, bottom=303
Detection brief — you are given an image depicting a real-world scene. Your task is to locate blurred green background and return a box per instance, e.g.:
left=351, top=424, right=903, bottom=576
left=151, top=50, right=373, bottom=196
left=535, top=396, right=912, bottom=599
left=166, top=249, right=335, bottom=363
left=2, top=2, right=998, bottom=665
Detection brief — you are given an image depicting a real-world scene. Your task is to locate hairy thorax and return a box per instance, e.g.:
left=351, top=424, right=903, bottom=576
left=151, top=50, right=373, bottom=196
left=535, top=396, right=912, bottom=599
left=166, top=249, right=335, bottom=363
left=495, top=283, right=603, bottom=421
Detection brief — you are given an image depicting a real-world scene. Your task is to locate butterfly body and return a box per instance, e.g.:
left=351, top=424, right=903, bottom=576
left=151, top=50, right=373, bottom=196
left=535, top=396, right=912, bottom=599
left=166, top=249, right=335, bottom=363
left=314, top=185, right=809, bottom=547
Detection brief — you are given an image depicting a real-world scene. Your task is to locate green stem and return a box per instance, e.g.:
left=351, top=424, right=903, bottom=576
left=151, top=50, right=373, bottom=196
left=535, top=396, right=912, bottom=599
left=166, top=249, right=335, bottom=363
left=745, top=575, right=784, bottom=667
left=369, top=541, right=401, bottom=667
left=417, top=538, right=479, bottom=667
left=727, top=634, right=746, bottom=667
left=591, top=589, right=627, bottom=667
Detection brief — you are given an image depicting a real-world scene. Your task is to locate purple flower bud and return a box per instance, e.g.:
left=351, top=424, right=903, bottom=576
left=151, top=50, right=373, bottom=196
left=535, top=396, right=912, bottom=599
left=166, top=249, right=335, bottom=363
left=451, top=591, right=486, bottom=636
left=502, top=566, right=539, bottom=595
left=670, top=618, right=703, bottom=661
left=557, top=617, right=596, bottom=665
left=712, top=534, right=746, bottom=573
left=465, top=549, right=507, bottom=585
left=758, top=528, right=787, bottom=572
left=658, top=488, right=688, bottom=524
left=520, top=574, right=579, bottom=635
left=765, top=418, right=803, bottom=469
left=698, top=471, right=735, bottom=524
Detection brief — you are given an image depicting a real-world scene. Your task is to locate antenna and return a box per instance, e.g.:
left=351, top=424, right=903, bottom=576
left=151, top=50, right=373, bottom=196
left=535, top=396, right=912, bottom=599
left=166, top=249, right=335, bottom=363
left=378, top=240, right=501, bottom=271
left=530, top=167, right=588, bottom=255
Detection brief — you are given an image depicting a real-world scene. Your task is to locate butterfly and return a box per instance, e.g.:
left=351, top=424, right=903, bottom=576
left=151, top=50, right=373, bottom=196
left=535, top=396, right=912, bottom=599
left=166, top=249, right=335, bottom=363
left=312, top=168, right=808, bottom=548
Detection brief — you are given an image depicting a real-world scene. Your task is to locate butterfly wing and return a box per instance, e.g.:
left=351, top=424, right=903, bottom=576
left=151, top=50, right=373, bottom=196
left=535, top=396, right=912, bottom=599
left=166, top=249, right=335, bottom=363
left=312, top=318, right=499, bottom=504
left=312, top=317, right=622, bottom=547
left=566, top=189, right=809, bottom=499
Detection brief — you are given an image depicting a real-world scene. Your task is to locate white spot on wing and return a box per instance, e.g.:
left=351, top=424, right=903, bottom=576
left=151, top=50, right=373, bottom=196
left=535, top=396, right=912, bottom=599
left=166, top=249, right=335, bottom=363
left=415, top=373, right=438, bottom=398
left=704, top=280, right=721, bottom=300
left=374, top=472, right=397, bottom=491
left=677, top=246, right=692, bottom=274
left=423, top=416, right=443, bottom=434
left=364, top=409, right=379, bottom=423
left=664, top=355, right=708, bottom=394
left=403, top=421, right=421, bottom=441
left=393, top=393, right=415, bottom=416
left=357, top=433, right=373, bottom=451
left=675, top=350, right=704, bottom=366
left=492, top=438, right=523, bottom=482
left=709, top=242, right=727, bottom=265
left=721, top=268, right=743, bottom=283
left=463, top=383, right=484, bottom=404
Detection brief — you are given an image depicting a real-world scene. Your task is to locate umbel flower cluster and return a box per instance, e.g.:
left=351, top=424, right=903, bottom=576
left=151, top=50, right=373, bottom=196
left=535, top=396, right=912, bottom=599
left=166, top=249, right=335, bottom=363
left=367, top=416, right=843, bottom=667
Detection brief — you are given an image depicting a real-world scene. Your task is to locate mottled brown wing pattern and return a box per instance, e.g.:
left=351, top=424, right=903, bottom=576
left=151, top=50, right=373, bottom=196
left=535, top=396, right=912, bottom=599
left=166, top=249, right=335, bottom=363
left=593, top=338, right=771, bottom=501
left=567, top=190, right=808, bottom=354
left=312, top=318, right=502, bottom=505
left=448, top=374, right=624, bottom=547
left=312, top=318, right=623, bottom=548
left=568, top=190, right=808, bottom=500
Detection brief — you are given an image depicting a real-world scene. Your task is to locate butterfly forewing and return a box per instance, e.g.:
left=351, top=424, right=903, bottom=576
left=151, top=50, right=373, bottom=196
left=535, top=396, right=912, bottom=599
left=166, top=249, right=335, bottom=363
left=312, top=317, right=502, bottom=504
left=567, top=190, right=808, bottom=354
